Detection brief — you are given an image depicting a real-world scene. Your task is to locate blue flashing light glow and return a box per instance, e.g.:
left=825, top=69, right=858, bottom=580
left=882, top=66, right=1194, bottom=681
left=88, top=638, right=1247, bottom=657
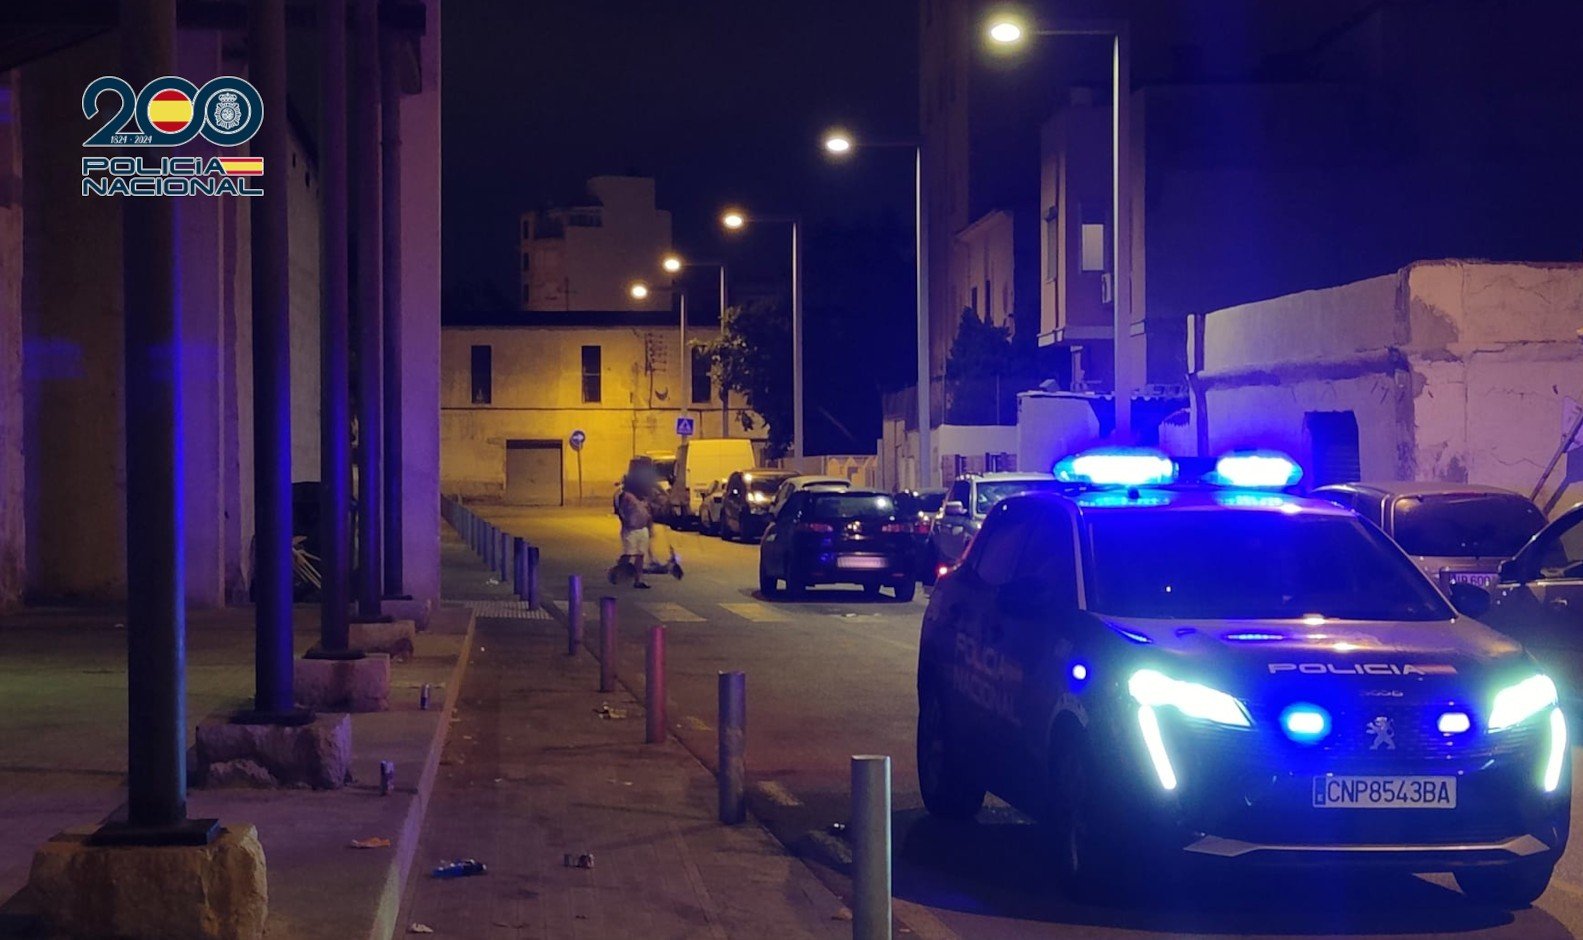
left=1136, top=706, right=1178, bottom=791
left=1224, top=632, right=1285, bottom=642
left=1084, top=492, right=1170, bottom=508
left=1280, top=703, right=1331, bottom=743
left=1545, top=708, right=1567, bottom=792
left=1211, top=450, right=1303, bottom=489
left=1054, top=447, right=1176, bottom=487
left=1071, top=662, right=1088, bottom=682
left=1437, top=711, right=1471, bottom=735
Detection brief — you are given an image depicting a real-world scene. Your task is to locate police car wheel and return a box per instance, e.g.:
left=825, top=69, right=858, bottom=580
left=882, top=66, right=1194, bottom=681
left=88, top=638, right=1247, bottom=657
left=758, top=563, right=778, bottom=598
left=1047, top=725, right=1127, bottom=897
left=892, top=580, right=917, bottom=603
left=916, top=687, right=984, bottom=819
left=1455, top=860, right=1555, bottom=909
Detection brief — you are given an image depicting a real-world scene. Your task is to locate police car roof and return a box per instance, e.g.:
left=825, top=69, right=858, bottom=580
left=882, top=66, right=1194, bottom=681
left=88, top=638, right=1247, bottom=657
left=1046, top=486, right=1356, bottom=517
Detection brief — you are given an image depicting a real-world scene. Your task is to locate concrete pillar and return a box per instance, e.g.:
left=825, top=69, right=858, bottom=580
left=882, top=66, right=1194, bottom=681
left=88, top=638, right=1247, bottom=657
left=0, top=72, right=23, bottom=613
left=396, top=0, right=442, bottom=620
left=351, top=0, right=385, bottom=620
left=380, top=26, right=405, bottom=598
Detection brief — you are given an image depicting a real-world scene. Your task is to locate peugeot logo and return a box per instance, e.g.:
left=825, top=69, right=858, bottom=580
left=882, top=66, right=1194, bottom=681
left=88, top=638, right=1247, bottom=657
left=1366, top=716, right=1396, bottom=750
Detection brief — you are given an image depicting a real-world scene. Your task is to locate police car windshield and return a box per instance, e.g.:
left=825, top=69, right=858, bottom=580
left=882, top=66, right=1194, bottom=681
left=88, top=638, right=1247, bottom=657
left=975, top=480, right=1064, bottom=514
left=1087, top=512, right=1453, bottom=621
left=1392, top=494, right=1545, bottom=558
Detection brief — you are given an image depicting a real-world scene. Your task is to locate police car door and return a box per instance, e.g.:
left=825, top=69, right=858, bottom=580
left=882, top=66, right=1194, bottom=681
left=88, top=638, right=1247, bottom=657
left=955, top=499, right=1037, bottom=792
left=990, top=501, right=1083, bottom=807
left=1488, top=506, right=1583, bottom=699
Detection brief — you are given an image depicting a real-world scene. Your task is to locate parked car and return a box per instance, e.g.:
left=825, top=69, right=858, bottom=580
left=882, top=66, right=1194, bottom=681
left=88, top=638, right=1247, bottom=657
left=698, top=477, right=729, bottom=535
left=926, top=472, right=1070, bottom=582
left=719, top=468, right=796, bottom=541
left=767, top=474, right=850, bottom=517
left=758, top=489, right=916, bottom=601
left=1311, top=482, right=1546, bottom=592
left=670, top=438, right=756, bottom=529
left=894, top=488, right=947, bottom=578
left=1482, top=501, right=1583, bottom=705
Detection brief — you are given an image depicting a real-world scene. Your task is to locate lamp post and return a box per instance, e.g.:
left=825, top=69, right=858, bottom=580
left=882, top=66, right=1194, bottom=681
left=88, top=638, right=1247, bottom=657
left=661, top=253, right=730, bottom=435
left=822, top=128, right=931, bottom=486
left=987, top=15, right=1134, bottom=435
left=721, top=208, right=803, bottom=458
left=630, top=279, right=689, bottom=419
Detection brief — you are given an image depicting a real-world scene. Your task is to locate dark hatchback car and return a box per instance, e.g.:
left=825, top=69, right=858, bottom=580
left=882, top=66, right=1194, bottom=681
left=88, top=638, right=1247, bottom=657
left=720, top=468, right=796, bottom=541
left=759, top=489, right=917, bottom=601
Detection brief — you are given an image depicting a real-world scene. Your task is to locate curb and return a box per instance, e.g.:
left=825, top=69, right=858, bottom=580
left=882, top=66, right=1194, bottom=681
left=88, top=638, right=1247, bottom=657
left=371, top=604, right=478, bottom=940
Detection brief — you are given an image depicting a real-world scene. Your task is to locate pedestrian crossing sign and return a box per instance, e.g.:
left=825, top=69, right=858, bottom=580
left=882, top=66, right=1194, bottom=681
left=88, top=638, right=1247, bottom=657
left=676, top=417, right=695, bottom=437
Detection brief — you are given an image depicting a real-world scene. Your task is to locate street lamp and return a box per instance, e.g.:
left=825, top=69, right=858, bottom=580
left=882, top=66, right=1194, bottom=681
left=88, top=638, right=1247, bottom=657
left=660, top=252, right=731, bottom=435
left=628, top=281, right=650, bottom=301
left=721, top=207, right=803, bottom=458
left=819, top=127, right=933, bottom=486
left=984, top=14, right=1135, bottom=435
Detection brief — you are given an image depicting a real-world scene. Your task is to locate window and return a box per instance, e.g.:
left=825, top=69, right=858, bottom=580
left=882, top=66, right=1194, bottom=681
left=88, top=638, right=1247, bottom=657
left=1016, top=506, right=1078, bottom=608
left=521, top=252, right=531, bottom=271
left=1392, top=495, right=1546, bottom=559
left=1537, top=517, right=1583, bottom=579
left=469, top=345, right=491, bottom=404
left=969, top=286, right=978, bottom=316
left=947, top=480, right=970, bottom=506
left=1080, top=223, right=1106, bottom=272
left=690, top=347, right=712, bottom=403
left=969, top=502, right=1030, bottom=587
left=580, top=345, right=601, bottom=403
left=985, top=278, right=992, bottom=321
left=521, top=219, right=531, bottom=239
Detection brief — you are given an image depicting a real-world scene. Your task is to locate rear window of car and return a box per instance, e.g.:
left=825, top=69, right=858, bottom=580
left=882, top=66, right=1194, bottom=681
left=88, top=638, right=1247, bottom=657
left=1391, top=494, right=1546, bottom=558
left=749, top=475, right=789, bottom=495
left=919, top=491, right=946, bottom=513
left=809, top=494, right=895, bottom=520
left=1086, top=511, right=1452, bottom=621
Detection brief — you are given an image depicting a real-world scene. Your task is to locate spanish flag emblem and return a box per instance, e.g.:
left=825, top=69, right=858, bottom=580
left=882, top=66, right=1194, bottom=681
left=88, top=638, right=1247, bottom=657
left=217, top=157, right=264, bottom=176
left=146, top=89, right=194, bottom=133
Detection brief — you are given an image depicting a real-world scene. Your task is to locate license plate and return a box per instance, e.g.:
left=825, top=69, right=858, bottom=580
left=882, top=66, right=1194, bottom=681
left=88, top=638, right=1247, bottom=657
left=1447, top=571, right=1497, bottom=589
left=1312, top=775, right=1456, bottom=809
left=836, top=555, right=889, bottom=570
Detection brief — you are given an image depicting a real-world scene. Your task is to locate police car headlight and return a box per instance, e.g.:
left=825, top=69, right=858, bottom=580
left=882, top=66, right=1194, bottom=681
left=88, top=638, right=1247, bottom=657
left=1128, top=668, right=1251, bottom=728
left=1487, top=674, right=1558, bottom=732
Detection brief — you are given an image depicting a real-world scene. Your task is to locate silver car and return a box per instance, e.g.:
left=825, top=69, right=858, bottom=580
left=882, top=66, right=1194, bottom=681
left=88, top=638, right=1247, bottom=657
left=1311, top=482, right=1546, bottom=592
left=925, top=472, right=1071, bottom=581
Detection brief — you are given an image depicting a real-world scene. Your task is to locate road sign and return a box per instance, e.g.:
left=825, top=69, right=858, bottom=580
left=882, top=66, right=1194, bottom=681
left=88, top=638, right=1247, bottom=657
left=676, top=417, right=695, bottom=437
left=569, top=429, right=586, bottom=451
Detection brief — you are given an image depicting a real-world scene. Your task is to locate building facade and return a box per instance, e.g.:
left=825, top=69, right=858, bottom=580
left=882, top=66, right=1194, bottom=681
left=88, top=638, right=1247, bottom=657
left=519, top=176, right=672, bottom=312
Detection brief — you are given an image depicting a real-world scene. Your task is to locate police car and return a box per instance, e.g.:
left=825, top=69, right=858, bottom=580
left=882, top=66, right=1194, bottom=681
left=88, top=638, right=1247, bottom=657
left=916, top=449, right=1569, bottom=906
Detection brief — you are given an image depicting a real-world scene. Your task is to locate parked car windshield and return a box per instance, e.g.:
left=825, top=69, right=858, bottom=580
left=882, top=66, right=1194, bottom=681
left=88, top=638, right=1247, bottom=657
left=918, top=490, right=947, bottom=513
left=1087, top=512, right=1452, bottom=621
left=1392, top=494, right=1546, bottom=558
left=975, top=479, right=1065, bottom=514
left=810, top=494, right=896, bottom=520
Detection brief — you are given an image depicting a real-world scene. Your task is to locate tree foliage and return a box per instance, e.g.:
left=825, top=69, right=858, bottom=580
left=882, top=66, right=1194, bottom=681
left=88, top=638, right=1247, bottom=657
left=944, top=308, right=1030, bottom=425
left=702, top=298, right=794, bottom=457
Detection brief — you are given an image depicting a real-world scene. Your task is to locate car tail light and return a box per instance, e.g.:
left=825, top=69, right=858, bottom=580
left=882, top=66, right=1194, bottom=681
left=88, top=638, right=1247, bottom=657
left=796, top=522, right=833, bottom=533
left=913, top=521, right=931, bottom=534
left=880, top=523, right=909, bottom=533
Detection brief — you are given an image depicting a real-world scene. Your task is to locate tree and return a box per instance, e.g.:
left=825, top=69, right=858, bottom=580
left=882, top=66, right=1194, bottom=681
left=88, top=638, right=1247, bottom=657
left=944, top=308, right=1031, bottom=425
left=702, top=298, right=794, bottom=458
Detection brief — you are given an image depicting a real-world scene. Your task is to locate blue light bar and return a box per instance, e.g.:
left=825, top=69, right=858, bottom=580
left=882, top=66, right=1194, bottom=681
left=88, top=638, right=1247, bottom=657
left=1280, top=703, right=1331, bottom=743
left=1211, top=451, right=1303, bottom=489
left=1054, top=447, right=1176, bottom=487
left=1224, top=632, right=1285, bottom=642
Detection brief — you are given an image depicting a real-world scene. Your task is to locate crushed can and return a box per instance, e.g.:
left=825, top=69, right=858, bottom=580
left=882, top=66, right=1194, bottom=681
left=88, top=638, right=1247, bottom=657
left=420, top=683, right=431, bottom=710
left=379, top=760, right=395, bottom=796
left=432, top=858, right=487, bottom=878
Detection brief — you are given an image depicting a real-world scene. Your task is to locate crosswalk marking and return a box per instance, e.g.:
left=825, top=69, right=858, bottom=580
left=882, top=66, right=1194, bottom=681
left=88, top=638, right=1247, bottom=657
left=719, top=602, right=788, bottom=623
left=642, top=602, right=705, bottom=623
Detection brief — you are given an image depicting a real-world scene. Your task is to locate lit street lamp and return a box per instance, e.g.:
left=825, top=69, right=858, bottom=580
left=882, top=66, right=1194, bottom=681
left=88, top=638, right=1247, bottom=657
left=820, top=127, right=932, bottom=486
left=720, top=207, right=803, bottom=458
left=628, top=281, right=650, bottom=301
left=985, top=14, right=1135, bottom=435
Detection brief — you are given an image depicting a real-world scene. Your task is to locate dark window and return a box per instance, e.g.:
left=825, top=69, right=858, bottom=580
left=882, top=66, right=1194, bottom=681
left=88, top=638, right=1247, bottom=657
left=521, top=219, right=531, bottom=239
left=985, top=278, right=992, bottom=320
left=470, top=345, right=491, bottom=404
left=691, top=347, right=712, bottom=403
left=808, top=493, right=895, bottom=520
left=1392, top=494, right=1546, bottom=558
left=1536, top=516, right=1583, bottom=579
left=968, top=501, right=1030, bottom=588
left=580, top=345, right=601, bottom=403
left=1086, top=512, right=1452, bottom=621
left=947, top=480, right=970, bottom=505
left=521, top=252, right=531, bottom=271
left=1304, top=410, right=1361, bottom=486
left=1016, top=505, right=1078, bottom=608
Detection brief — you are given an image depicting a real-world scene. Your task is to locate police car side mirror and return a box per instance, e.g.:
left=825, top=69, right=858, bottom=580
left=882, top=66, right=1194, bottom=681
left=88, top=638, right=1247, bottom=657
left=1448, top=581, right=1492, bottom=619
left=1497, top=558, right=1527, bottom=585
left=943, top=501, right=967, bottom=518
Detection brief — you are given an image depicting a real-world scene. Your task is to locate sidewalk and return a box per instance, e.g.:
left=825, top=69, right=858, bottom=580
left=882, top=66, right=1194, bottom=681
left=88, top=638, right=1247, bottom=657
left=398, top=523, right=848, bottom=938
left=0, top=582, right=475, bottom=939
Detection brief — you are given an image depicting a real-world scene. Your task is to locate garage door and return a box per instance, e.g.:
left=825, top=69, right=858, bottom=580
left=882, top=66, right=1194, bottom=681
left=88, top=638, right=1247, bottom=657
left=504, top=440, right=563, bottom=506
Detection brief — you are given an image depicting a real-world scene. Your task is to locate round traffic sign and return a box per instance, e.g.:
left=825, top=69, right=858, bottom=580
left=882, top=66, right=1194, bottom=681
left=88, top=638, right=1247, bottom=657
left=569, top=429, right=586, bottom=451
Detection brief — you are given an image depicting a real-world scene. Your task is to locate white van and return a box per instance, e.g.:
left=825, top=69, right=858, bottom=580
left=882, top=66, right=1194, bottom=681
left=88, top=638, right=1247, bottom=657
left=671, top=438, right=756, bottom=528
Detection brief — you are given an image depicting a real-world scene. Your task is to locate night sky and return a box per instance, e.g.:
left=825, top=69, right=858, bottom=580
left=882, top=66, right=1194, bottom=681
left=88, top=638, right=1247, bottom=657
left=441, top=0, right=920, bottom=307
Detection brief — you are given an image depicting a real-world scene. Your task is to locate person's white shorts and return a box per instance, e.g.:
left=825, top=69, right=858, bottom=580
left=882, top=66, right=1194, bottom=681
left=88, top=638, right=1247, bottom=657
left=621, top=528, right=650, bottom=557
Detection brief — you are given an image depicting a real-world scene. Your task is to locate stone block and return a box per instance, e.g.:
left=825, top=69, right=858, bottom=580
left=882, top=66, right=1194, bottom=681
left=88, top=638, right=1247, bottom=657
left=28, top=824, right=267, bottom=940
left=349, top=618, right=416, bottom=660
left=194, top=712, right=352, bottom=789
left=383, top=596, right=433, bottom=629
left=295, top=652, right=390, bottom=712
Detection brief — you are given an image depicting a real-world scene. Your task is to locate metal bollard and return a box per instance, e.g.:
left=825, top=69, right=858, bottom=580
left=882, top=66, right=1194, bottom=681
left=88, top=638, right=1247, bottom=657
left=498, top=530, right=509, bottom=581
left=718, top=671, right=746, bottom=824
left=527, top=545, right=541, bottom=610
left=567, top=575, right=583, bottom=655
left=646, top=626, right=666, bottom=744
left=851, top=755, right=893, bottom=940
left=513, top=537, right=526, bottom=599
left=598, top=597, right=618, bottom=693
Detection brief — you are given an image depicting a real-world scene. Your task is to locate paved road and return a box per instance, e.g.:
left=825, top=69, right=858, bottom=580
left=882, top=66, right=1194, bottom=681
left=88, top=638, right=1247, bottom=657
left=471, top=505, right=1583, bottom=939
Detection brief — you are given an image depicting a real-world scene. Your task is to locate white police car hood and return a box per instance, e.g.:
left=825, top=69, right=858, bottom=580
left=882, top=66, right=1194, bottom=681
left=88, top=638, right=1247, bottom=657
left=1099, top=614, right=1530, bottom=694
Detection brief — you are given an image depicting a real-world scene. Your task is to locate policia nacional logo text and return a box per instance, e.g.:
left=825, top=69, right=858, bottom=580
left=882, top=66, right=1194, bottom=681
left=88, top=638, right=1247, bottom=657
left=81, top=75, right=265, bottom=197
